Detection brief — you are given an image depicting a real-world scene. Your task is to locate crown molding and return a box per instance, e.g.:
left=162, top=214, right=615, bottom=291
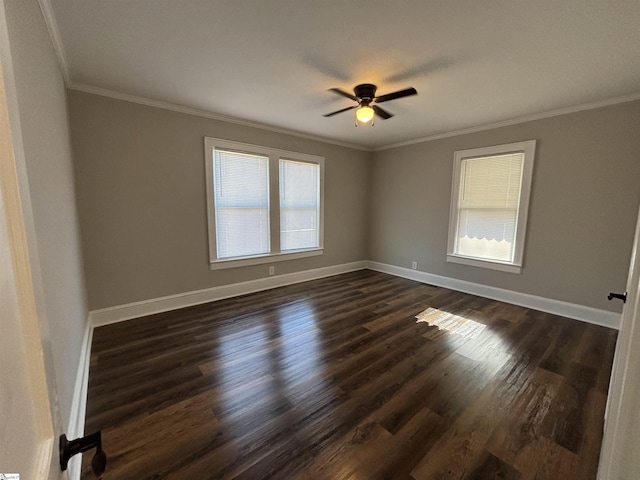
left=38, top=0, right=369, bottom=152
left=67, top=82, right=371, bottom=152
left=38, top=0, right=70, bottom=83
left=65, top=81, right=640, bottom=154
left=375, top=91, right=640, bottom=151
left=38, top=0, right=640, bottom=153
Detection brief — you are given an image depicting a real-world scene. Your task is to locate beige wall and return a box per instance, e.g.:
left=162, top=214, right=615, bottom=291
left=69, top=91, right=371, bottom=310
left=2, top=0, right=88, bottom=453
left=69, top=92, right=640, bottom=315
left=370, top=101, right=640, bottom=312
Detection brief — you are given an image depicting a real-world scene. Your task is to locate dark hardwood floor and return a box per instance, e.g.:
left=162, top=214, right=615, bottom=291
left=81, top=270, right=617, bottom=479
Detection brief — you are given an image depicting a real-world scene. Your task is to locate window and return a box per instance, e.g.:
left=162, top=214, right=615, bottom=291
left=213, top=150, right=270, bottom=259
left=447, top=140, right=536, bottom=273
left=205, top=137, right=324, bottom=269
left=279, top=159, right=321, bottom=251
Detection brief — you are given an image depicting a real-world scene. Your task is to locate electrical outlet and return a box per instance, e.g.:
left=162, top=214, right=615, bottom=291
left=269, top=266, right=275, bottom=276
left=411, top=261, right=418, bottom=270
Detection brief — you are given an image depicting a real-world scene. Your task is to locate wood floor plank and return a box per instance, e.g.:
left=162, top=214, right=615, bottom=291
left=81, top=270, right=617, bottom=480
left=465, top=452, right=522, bottom=480
left=484, top=367, right=564, bottom=466
left=514, top=436, right=579, bottom=480
left=410, top=375, right=527, bottom=479
left=98, top=391, right=221, bottom=478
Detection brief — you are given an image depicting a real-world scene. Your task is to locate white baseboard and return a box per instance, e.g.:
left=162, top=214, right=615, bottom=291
left=90, top=261, right=368, bottom=327
left=90, top=259, right=622, bottom=330
left=367, top=261, right=621, bottom=330
left=66, top=318, right=94, bottom=480
left=69, top=259, right=619, bottom=480
left=69, top=259, right=618, bottom=480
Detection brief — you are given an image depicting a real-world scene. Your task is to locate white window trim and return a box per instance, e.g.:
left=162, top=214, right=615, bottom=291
left=204, top=137, right=324, bottom=270
left=446, top=140, right=536, bottom=274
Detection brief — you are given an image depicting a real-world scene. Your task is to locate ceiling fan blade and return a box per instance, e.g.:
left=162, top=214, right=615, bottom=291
left=374, top=87, right=418, bottom=103
left=323, top=105, right=358, bottom=117
left=372, top=105, right=393, bottom=119
left=328, top=88, right=358, bottom=101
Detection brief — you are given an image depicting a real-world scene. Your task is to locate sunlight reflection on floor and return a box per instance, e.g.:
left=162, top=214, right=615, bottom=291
left=415, top=307, right=513, bottom=374
left=415, top=307, right=486, bottom=339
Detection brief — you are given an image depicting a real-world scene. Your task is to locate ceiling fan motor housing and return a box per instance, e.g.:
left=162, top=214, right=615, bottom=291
left=354, top=83, right=377, bottom=103
left=323, top=82, right=416, bottom=119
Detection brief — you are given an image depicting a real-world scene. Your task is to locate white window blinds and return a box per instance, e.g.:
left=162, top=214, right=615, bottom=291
left=205, top=137, right=325, bottom=268
left=213, top=149, right=270, bottom=258
left=454, top=153, right=524, bottom=262
left=279, top=159, right=320, bottom=251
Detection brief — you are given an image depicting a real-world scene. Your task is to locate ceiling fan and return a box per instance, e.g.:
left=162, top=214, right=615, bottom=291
left=323, top=83, right=418, bottom=124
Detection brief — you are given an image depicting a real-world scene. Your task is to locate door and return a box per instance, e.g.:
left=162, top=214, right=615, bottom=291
left=0, top=55, right=57, bottom=479
left=598, top=205, right=640, bottom=479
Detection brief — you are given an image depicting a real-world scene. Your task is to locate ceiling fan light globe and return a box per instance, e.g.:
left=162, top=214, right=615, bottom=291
left=356, top=106, right=374, bottom=124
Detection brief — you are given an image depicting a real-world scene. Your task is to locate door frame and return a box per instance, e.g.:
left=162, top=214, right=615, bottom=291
left=0, top=5, right=58, bottom=477
left=598, top=205, right=640, bottom=479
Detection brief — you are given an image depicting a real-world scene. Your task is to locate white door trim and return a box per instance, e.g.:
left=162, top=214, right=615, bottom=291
left=0, top=25, right=55, bottom=479
left=598, top=205, right=640, bottom=479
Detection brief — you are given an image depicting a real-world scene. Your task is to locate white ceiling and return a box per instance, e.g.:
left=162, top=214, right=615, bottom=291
left=45, top=0, right=640, bottom=150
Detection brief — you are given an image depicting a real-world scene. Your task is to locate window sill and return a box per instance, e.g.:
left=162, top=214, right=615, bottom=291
left=446, top=254, right=522, bottom=274
left=210, top=248, right=323, bottom=270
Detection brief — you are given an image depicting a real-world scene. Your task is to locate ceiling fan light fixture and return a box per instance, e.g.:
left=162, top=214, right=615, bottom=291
left=356, top=105, right=374, bottom=124
left=324, top=83, right=417, bottom=124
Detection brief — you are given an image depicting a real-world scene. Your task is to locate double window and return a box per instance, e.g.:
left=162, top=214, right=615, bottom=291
left=447, top=140, right=536, bottom=273
left=204, top=137, right=324, bottom=269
